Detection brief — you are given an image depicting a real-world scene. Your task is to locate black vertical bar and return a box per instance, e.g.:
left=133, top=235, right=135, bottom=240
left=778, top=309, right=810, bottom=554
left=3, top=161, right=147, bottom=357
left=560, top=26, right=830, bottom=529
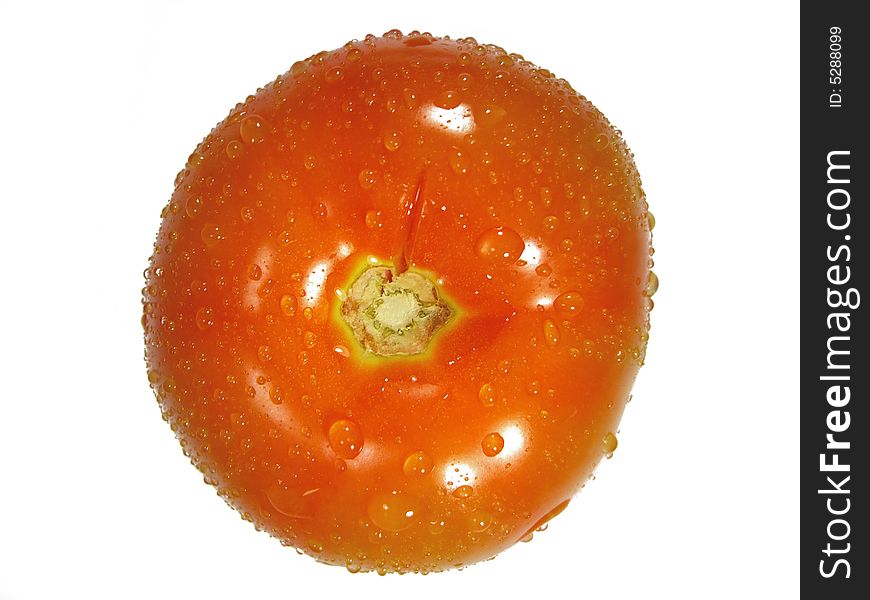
left=801, top=3, right=867, bottom=597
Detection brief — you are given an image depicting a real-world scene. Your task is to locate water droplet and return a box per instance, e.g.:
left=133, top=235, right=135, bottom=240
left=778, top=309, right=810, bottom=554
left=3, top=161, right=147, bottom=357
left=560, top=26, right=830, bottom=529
left=452, top=485, right=474, bottom=499
left=602, top=432, right=618, bottom=455
left=257, top=345, right=272, bottom=362
left=475, top=226, right=525, bottom=262
left=553, top=292, right=583, bottom=320
left=240, top=206, right=254, bottom=222
left=240, top=115, right=266, bottom=144
left=434, top=89, right=461, bottom=109
left=428, top=518, right=447, bottom=535
left=303, top=330, right=317, bottom=349
left=647, top=211, right=656, bottom=231
left=200, top=223, right=223, bottom=247
left=593, top=133, right=610, bottom=150
left=185, top=196, right=203, bottom=217
left=402, top=88, right=417, bottom=109
left=195, top=306, right=214, bottom=330
left=535, top=263, right=552, bottom=277
left=248, top=264, right=262, bottom=280
left=448, top=146, right=470, bottom=175
left=334, top=345, right=351, bottom=358
left=543, top=318, right=559, bottom=346
left=383, top=130, right=401, bottom=152
left=312, top=202, right=328, bottom=219
left=325, top=67, right=344, bottom=83
left=478, top=105, right=506, bottom=127
left=457, top=52, right=472, bottom=66
left=403, top=450, right=434, bottom=477
left=365, top=209, right=383, bottom=229
left=347, top=47, right=363, bottom=62
left=225, top=140, right=244, bottom=160
left=280, top=294, right=297, bottom=317
left=358, top=169, right=377, bottom=189
left=478, top=383, right=495, bottom=407
left=328, top=419, right=364, bottom=459
left=559, top=238, right=574, bottom=253
left=346, top=561, right=361, bottom=574
left=468, top=509, right=492, bottom=532
left=367, top=490, right=418, bottom=532
left=269, top=386, right=283, bottom=404
left=457, top=72, right=473, bottom=89
left=644, top=271, right=659, bottom=297
left=290, top=60, right=308, bottom=77
left=543, top=215, right=558, bottom=231
left=304, top=154, right=316, bottom=170
left=481, top=432, right=504, bottom=457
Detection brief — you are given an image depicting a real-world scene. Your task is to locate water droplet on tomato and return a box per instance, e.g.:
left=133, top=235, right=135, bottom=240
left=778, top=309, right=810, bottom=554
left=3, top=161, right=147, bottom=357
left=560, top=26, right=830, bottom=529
left=452, top=485, right=474, bottom=499
left=226, top=140, right=244, bottom=160
left=185, top=196, right=203, bottom=217
left=478, top=104, right=506, bottom=127
left=475, top=226, right=524, bottom=262
left=269, top=386, right=283, bottom=404
left=248, top=264, right=262, bottom=280
left=469, top=509, right=492, bottom=532
left=434, top=89, right=461, bottom=109
left=200, top=223, right=223, bottom=247
left=195, top=306, right=215, bottom=330
left=478, top=383, right=495, bottom=407
left=367, top=491, right=418, bottom=532
left=647, top=211, right=656, bottom=231
left=365, top=209, right=383, bottom=228
left=383, top=130, right=401, bottom=152
left=279, top=294, right=297, bottom=317
left=303, top=331, right=317, bottom=349
left=290, top=60, right=308, bottom=77
left=325, top=67, right=344, bottom=83
left=304, top=154, right=316, bottom=170
left=240, top=115, right=266, bottom=144
left=554, top=291, right=584, bottom=318
left=543, top=318, right=559, bottom=346
left=403, top=450, right=434, bottom=477
left=481, top=432, right=504, bottom=457
left=328, top=419, right=364, bottom=459
left=428, top=518, right=447, bottom=535
left=402, top=88, right=417, bottom=109
left=543, top=215, right=558, bottom=231
left=457, top=72, right=473, bottom=89
left=602, top=432, right=618, bottom=455
left=448, top=146, right=469, bottom=175
left=644, top=271, right=659, bottom=297
left=358, top=169, right=377, bottom=189
left=535, top=263, right=552, bottom=277
left=240, top=206, right=254, bottom=222
left=257, top=345, right=272, bottom=362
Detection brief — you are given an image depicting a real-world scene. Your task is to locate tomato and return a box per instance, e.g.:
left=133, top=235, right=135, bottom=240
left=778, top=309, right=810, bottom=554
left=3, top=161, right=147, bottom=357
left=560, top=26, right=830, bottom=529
left=142, top=29, right=655, bottom=574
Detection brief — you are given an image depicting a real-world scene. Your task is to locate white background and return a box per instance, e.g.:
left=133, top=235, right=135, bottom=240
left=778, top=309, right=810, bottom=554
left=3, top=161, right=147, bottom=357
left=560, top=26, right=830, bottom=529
left=0, top=1, right=799, bottom=598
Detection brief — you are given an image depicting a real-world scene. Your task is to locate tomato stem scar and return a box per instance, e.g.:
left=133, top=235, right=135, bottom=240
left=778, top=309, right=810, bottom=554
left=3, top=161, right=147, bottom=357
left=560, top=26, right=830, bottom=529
left=340, top=265, right=451, bottom=356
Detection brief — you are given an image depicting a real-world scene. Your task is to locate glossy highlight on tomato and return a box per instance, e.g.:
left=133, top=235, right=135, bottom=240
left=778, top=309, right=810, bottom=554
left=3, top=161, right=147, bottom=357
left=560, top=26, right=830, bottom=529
left=142, top=29, right=656, bottom=574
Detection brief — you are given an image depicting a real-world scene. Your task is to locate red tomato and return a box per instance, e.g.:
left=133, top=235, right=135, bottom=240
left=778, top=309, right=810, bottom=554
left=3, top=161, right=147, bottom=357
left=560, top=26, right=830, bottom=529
left=143, top=30, right=655, bottom=574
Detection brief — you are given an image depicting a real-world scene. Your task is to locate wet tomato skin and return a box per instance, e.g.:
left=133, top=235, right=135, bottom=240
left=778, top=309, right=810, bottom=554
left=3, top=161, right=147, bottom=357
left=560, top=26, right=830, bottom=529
left=143, top=31, right=654, bottom=574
